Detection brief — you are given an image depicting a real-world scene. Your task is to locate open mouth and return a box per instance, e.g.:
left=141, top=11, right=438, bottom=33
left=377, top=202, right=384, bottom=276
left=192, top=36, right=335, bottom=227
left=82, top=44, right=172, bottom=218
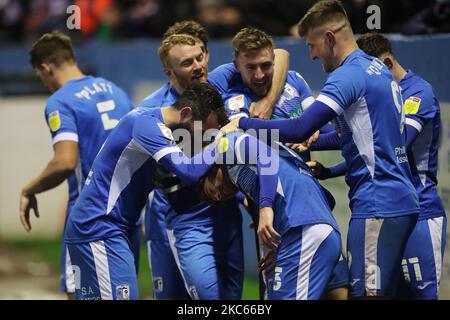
left=252, top=81, right=266, bottom=88
left=192, top=72, right=204, bottom=81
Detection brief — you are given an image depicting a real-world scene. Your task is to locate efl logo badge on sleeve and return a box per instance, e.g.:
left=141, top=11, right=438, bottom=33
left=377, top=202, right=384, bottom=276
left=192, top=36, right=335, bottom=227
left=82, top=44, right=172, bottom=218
left=404, top=96, right=421, bottom=115
left=48, top=111, right=61, bottom=132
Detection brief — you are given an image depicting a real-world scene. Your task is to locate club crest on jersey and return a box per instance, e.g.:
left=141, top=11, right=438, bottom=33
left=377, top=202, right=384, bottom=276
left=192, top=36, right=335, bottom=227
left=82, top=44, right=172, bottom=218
left=157, top=123, right=174, bottom=140
left=48, top=111, right=61, bottom=132
left=116, top=284, right=130, bottom=300
left=404, top=96, right=421, bottom=115
left=227, top=95, right=245, bottom=111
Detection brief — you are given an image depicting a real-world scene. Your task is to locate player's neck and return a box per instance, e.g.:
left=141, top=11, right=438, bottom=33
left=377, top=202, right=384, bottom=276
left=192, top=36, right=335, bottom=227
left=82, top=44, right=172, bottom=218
left=390, top=62, right=407, bottom=83
left=55, top=63, right=85, bottom=88
left=160, top=106, right=180, bottom=127
left=337, top=40, right=359, bottom=67
left=170, top=79, right=185, bottom=96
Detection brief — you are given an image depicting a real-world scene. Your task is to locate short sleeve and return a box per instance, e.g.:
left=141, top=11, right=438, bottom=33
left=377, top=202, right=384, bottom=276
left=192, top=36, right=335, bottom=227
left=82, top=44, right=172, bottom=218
left=44, top=96, right=78, bottom=145
left=132, top=114, right=181, bottom=162
left=316, top=65, right=365, bottom=115
left=404, top=87, right=437, bottom=133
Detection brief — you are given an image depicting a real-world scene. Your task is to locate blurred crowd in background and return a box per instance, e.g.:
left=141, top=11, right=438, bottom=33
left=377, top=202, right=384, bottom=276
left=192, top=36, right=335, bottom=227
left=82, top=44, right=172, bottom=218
left=1, top=0, right=450, bottom=44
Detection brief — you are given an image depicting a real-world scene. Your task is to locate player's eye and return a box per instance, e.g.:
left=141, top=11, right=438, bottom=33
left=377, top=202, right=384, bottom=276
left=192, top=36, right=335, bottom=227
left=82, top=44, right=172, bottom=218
left=261, top=62, right=273, bottom=71
left=181, top=59, right=193, bottom=67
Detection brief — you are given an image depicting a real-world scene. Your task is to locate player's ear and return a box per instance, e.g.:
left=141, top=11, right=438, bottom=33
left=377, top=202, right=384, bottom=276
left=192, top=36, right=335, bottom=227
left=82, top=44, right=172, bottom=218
left=382, top=57, right=393, bottom=70
left=325, top=31, right=335, bottom=47
left=163, top=67, right=171, bottom=77
left=180, top=106, right=193, bottom=121
left=40, top=63, right=52, bottom=75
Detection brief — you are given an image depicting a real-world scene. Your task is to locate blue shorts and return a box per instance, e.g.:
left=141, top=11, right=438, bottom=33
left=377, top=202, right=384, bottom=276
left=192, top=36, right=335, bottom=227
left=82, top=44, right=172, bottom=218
left=347, top=214, right=418, bottom=298
left=267, top=224, right=341, bottom=300
left=67, top=235, right=139, bottom=300
left=398, top=216, right=447, bottom=299
left=169, top=214, right=244, bottom=300
left=327, top=251, right=349, bottom=290
left=61, top=224, right=141, bottom=293
left=147, top=238, right=190, bottom=299
left=60, top=201, right=75, bottom=293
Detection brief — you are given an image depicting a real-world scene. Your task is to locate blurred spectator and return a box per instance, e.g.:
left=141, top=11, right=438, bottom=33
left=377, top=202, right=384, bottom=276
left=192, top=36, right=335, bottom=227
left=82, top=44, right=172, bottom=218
left=75, top=0, right=121, bottom=42
left=195, top=0, right=243, bottom=38
left=1, top=0, right=450, bottom=43
left=0, top=0, right=25, bottom=42
left=401, top=0, right=450, bottom=35
left=24, top=0, right=70, bottom=41
left=120, top=0, right=173, bottom=38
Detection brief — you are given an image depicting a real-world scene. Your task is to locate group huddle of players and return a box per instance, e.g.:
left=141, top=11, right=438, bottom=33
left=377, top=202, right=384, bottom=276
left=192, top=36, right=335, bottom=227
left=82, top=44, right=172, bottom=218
left=20, top=0, right=446, bottom=300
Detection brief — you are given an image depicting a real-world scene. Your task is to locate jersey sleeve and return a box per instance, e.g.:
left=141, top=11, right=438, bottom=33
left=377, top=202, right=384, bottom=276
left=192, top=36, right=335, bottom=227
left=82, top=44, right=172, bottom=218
left=224, top=93, right=252, bottom=120
left=132, top=115, right=181, bottom=161
left=44, top=96, right=78, bottom=145
left=208, top=63, right=238, bottom=96
left=233, top=133, right=279, bottom=208
left=290, top=71, right=315, bottom=110
left=404, top=87, right=437, bottom=134
left=316, top=65, right=365, bottom=115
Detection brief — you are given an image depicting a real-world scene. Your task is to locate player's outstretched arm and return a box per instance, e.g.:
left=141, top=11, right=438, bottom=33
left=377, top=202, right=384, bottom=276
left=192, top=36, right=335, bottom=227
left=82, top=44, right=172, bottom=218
left=309, top=130, right=341, bottom=151
left=307, top=160, right=347, bottom=180
left=249, top=49, right=290, bottom=119
left=238, top=100, right=338, bottom=143
left=158, top=143, right=216, bottom=185
left=20, top=141, right=78, bottom=231
left=237, top=134, right=281, bottom=247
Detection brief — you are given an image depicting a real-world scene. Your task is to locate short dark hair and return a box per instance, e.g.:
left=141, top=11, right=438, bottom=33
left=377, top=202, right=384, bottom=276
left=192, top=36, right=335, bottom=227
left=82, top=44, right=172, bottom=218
left=232, top=27, right=275, bottom=57
left=175, top=83, right=228, bottom=126
left=357, top=33, right=393, bottom=58
left=298, top=0, right=350, bottom=37
left=163, top=20, right=209, bottom=50
left=29, top=31, right=76, bottom=69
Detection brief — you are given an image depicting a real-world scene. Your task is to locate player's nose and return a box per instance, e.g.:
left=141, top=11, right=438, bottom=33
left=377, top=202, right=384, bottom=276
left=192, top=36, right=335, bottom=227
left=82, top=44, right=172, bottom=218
left=254, top=67, right=264, bottom=80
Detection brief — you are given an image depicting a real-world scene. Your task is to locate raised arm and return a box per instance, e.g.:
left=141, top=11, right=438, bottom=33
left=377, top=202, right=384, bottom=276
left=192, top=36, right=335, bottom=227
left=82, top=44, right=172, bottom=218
left=249, top=49, right=290, bottom=119
left=239, top=100, right=338, bottom=143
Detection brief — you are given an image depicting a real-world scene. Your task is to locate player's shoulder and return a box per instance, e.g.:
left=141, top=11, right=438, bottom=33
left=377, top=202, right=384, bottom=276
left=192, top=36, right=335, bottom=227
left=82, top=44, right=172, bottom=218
left=139, top=83, right=172, bottom=109
left=287, top=70, right=305, bottom=79
left=403, top=72, right=437, bottom=115
left=45, top=90, right=70, bottom=114
left=133, top=108, right=165, bottom=131
left=208, top=62, right=241, bottom=88
left=210, top=62, right=236, bottom=75
left=408, top=72, right=434, bottom=97
left=286, top=70, right=312, bottom=90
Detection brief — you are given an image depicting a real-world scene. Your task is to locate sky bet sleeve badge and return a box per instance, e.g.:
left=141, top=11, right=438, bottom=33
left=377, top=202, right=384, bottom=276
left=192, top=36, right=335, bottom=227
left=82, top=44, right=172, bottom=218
left=48, top=111, right=61, bottom=132
left=404, top=96, right=421, bottom=115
